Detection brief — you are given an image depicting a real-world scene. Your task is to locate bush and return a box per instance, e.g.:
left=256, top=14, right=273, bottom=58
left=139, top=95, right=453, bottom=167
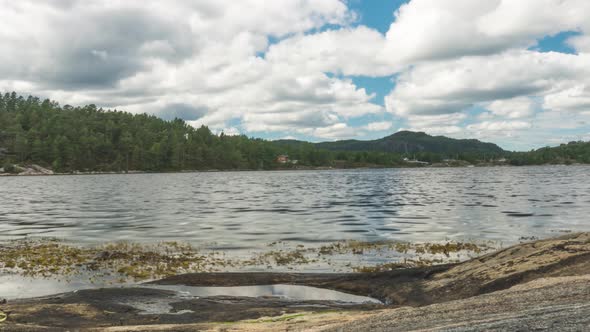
left=2, top=162, right=18, bottom=174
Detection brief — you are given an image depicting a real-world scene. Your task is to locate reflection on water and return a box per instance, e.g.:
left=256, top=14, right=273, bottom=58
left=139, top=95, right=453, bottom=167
left=0, top=274, right=380, bottom=305
left=0, top=274, right=134, bottom=299
left=0, top=166, right=589, bottom=248
left=117, top=284, right=381, bottom=315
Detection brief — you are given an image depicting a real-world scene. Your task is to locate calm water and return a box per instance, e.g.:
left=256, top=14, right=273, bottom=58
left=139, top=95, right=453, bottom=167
left=1, top=166, right=589, bottom=248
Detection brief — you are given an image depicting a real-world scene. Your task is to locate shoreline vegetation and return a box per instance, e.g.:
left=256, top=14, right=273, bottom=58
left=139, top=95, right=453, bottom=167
left=2, top=92, right=590, bottom=176
left=0, top=238, right=497, bottom=282
left=0, top=233, right=587, bottom=331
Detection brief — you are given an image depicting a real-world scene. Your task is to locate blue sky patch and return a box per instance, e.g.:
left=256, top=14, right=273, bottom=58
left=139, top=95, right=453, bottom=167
left=350, top=75, right=396, bottom=106
left=530, top=30, right=581, bottom=54
left=348, top=0, right=409, bottom=33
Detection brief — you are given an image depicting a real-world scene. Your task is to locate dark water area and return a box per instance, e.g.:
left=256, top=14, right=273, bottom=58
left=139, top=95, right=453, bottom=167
left=1, top=166, right=589, bottom=249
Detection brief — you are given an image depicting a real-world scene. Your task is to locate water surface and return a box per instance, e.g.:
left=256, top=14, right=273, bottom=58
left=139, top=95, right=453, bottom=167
left=1, top=166, right=588, bottom=248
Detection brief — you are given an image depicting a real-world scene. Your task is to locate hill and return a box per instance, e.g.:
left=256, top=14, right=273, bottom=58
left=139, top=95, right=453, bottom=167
left=0, top=92, right=405, bottom=172
left=275, top=131, right=505, bottom=159
left=313, top=131, right=505, bottom=155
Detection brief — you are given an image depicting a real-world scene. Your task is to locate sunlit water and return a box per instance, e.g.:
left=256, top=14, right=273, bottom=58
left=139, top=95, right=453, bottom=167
left=1, top=166, right=589, bottom=248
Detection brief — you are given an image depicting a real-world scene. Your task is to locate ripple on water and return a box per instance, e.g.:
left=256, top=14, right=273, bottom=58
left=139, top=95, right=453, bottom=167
left=504, top=212, right=535, bottom=217
left=0, top=166, right=589, bottom=246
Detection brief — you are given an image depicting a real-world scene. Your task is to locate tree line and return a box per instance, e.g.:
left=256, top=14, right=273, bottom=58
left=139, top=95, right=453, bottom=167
left=507, top=142, right=590, bottom=166
left=1, top=92, right=589, bottom=173
left=0, top=92, right=408, bottom=172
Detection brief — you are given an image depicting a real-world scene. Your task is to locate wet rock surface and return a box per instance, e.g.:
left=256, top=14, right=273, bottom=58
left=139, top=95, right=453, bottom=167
left=1, top=287, right=380, bottom=331
left=152, top=232, right=590, bottom=306
left=323, top=276, right=590, bottom=332
left=0, top=233, right=588, bottom=331
left=150, top=265, right=450, bottom=306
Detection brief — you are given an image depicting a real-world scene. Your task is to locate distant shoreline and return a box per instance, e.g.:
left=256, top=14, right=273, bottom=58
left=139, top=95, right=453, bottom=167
left=2, top=162, right=589, bottom=177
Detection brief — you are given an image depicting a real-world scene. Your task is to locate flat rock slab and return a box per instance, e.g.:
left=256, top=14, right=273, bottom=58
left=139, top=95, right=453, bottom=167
left=322, top=275, right=590, bottom=332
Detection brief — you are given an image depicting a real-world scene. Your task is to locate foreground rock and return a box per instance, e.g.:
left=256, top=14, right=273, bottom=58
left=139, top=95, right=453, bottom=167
left=0, top=233, right=588, bottom=331
left=153, top=232, right=590, bottom=306
left=322, top=275, right=590, bottom=332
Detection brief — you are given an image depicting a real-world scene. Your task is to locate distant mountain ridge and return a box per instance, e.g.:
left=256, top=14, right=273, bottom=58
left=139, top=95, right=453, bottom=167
left=276, top=131, right=505, bottom=156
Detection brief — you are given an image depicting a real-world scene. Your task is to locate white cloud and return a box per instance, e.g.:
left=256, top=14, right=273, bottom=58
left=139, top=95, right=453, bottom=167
left=1, top=0, right=590, bottom=148
left=544, top=85, right=590, bottom=113
left=407, top=113, right=466, bottom=127
left=306, top=123, right=360, bottom=140
left=567, top=35, right=590, bottom=52
left=0, top=0, right=385, bottom=138
left=486, top=97, right=535, bottom=119
left=467, top=120, right=532, bottom=132
left=374, top=0, right=590, bottom=148
left=476, top=0, right=589, bottom=41
left=404, top=113, right=466, bottom=136
left=363, top=121, right=394, bottom=132
left=534, top=110, right=589, bottom=130
left=266, top=26, right=391, bottom=76
left=385, top=51, right=590, bottom=118
left=405, top=126, right=463, bottom=136
left=381, top=0, right=590, bottom=66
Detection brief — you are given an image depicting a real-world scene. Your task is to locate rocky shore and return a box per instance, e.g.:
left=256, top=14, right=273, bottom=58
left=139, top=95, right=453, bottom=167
left=0, top=232, right=588, bottom=331
left=0, top=164, right=54, bottom=176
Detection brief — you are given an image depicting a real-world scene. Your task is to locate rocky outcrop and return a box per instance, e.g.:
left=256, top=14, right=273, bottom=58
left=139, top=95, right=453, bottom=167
left=323, top=275, right=590, bottom=332
left=0, top=233, right=588, bottom=331
left=0, top=164, right=53, bottom=176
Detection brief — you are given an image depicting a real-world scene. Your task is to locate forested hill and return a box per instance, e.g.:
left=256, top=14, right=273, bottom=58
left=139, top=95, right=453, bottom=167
left=280, top=131, right=504, bottom=155
left=0, top=92, right=307, bottom=172
left=1, top=92, right=589, bottom=173
left=0, top=92, right=410, bottom=172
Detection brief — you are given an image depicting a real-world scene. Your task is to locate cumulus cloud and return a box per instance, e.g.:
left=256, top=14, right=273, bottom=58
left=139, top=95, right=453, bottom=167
left=0, top=2, right=195, bottom=88
left=305, top=123, right=358, bottom=140
left=486, top=98, right=535, bottom=119
left=404, top=113, right=466, bottom=136
left=363, top=121, right=394, bottom=132
left=567, top=35, right=590, bottom=52
left=265, top=26, right=390, bottom=76
left=0, top=0, right=387, bottom=138
left=1, top=0, right=590, bottom=148
left=376, top=0, right=590, bottom=147
left=544, top=85, right=590, bottom=113
left=385, top=51, right=589, bottom=117
left=381, top=0, right=590, bottom=66
left=467, top=121, right=532, bottom=132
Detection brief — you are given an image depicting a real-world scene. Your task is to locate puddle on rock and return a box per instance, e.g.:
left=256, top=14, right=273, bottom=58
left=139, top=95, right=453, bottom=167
left=118, top=296, right=195, bottom=315
left=117, top=284, right=382, bottom=315
left=0, top=273, right=135, bottom=300
left=144, top=284, right=382, bottom=304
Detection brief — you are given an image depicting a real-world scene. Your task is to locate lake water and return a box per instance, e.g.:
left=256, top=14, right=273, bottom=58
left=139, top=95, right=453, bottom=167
left=1, top=166, right=589, bottom=249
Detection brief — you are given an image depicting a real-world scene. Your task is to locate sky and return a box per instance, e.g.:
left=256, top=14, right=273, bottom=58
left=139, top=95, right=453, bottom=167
left=1, top=1, right=590, bottom=151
